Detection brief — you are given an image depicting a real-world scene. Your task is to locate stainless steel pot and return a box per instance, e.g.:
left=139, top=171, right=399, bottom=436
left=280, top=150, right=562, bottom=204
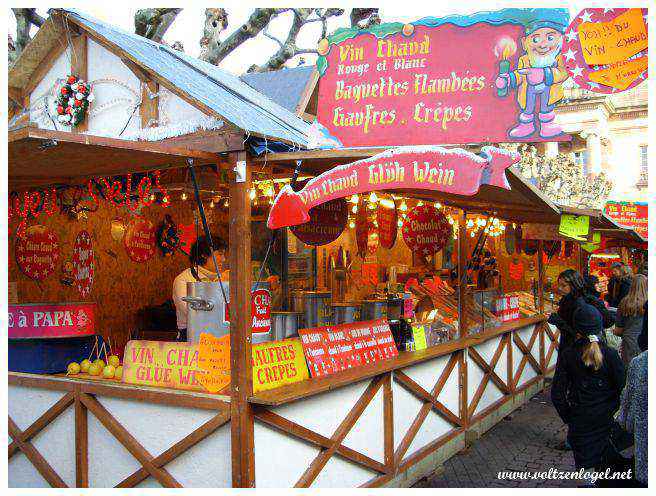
left=303, top=291, right=332, bottom=329
left=332, top=302, right=361, bottom=325
left=271, top=311, right=302, bottom=340
left=361, top=299, right=388, bottom=321
left=184, top=280, right=272, bottom=344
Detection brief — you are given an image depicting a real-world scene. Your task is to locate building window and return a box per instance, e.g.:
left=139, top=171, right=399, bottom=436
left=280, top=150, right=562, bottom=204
left=637, top=145, right=648, bottom=189
left=574, top=150, right=589, bottom=176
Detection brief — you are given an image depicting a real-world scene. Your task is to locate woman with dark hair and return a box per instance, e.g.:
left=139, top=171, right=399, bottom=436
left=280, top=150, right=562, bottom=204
left=605, top=262, right=632, bottom=309
left=551, top=303, right=625, bottom=485
left=172, top=235, right=229, bottom=339
left=583, top=274, right=601, bottom=299
left=614, top=274, right=647, bottom=365
left=548, top=269, right=612, bottom=350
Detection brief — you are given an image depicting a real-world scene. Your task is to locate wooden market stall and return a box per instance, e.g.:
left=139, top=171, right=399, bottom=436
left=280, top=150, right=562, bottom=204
left=7, top=7, right=648, bottom=490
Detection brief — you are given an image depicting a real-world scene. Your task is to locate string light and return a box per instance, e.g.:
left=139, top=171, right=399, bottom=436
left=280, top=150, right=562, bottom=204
left=397, top=219, right=403, bottom=228
left=369, top=192, right=378, bottom=203
left=181, top=192, right=188, bottom=201
left=435, top=202, right=442, bottom=209
left=399, top=201, right=407, bottom=212
left=417, top=201, right=424, bottom=207
left=349, top=220, right=355, bottom=229
left=210, top=200, right=215, bottom=208
left=351, top=205, right=358, bottom=214
left=350, top=194, right=359, bottom=204
left=249, top=188, right=256, bottom=201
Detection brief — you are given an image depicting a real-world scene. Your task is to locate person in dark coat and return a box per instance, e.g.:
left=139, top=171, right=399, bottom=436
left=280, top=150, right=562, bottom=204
left=638, top=301, right=647, bottom=352
left=605, top=262, right=632, bottom=309
left=548, top=269, right=611, bottom=350
left=551, top=303, right=625, bottom=483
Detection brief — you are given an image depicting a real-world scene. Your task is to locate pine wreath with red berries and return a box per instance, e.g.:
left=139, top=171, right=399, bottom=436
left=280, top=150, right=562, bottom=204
left=56, top=75, right=94, bottom=127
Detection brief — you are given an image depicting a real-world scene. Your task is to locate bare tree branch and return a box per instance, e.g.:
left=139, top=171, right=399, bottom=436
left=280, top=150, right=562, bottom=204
left=350, top=8, right=380, bottom=28
left=201, top=8, right=281, bottom=66
left=10, top=8, right=44, bottom=64
left=134, top=8, right=181, bottom=42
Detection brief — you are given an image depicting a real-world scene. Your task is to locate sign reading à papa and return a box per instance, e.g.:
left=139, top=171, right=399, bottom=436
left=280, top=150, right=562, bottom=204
left=314, top=8, right=571, bottom=147
left=268, top=146, right=519, bottom=230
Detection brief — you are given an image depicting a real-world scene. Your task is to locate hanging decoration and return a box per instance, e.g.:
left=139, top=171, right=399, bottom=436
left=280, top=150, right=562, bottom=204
left=508, top=259, right=524, bottom=281
left=55, top=75, right=94, bottom=127
left=402, top=204, right=451, bottom=257
left=290, top=198, right=347, bottom=246
left=178, top=223, right=198, bottom=256
left=8, top=189, right=58, bottom=238
left=377, top=196, right=398, bottom=250
left=504, top=224, right=516, bottom=255
left=355, top=198, right=378, bottom=258
left=124, top=218, right=157, bottom=263
left=15, top=225, right=60, bottom=281
left=157, top=214, right=179, bottom=256
left=72, top=231, right=94, bottom=298
left=60, top=259, right=75, bottom=287
left=88, top=170, right=170, bottom=213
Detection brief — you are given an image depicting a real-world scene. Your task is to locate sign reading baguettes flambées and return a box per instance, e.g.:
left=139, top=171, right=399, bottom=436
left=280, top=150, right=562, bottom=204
left=313, top=9, right=571, bottom=147
left=267, top=146, right=519, bottom=230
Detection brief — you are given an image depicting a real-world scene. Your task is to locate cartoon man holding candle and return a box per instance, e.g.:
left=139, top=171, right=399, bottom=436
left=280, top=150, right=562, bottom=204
left=495, top=13, right=569, bottom=139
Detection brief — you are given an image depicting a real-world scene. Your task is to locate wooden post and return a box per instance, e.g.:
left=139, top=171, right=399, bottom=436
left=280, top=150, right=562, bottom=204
left=141, top=80, right=159, bottom=129
left=383, top=372, right=394, bottom=474
left=74, top=391, right=88, bottom=487
left=70, top=33, right=88, bottom=133
left=457, top=210, right=467, bottom=339
left=537, top=240, right=545, bottom=313
left=229, top=151, right=255, bottom=487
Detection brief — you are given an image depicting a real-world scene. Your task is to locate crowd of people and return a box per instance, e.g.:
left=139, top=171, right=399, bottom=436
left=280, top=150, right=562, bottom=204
left=548, top=262, right=648, bottom=487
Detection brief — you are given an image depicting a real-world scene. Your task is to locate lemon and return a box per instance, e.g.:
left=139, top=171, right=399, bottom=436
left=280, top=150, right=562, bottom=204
left=80, top=359, right=92, bottom=373
left=88, top=363, right=102, bottom=376
left=102, top=365, right=116, bottom=379
left=114, top=366, right=123, bottom=380
left=108, top=355, right=120, bottom=368
left=67, top=362, right=81, bottom=375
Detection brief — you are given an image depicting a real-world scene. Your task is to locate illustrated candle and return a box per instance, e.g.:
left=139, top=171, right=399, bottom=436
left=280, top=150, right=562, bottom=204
left=495, top=37, right=517, bottom=98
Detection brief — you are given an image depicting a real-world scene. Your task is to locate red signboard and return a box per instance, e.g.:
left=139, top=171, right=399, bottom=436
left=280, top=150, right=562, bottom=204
left=402, top=205, right=451, bottom=256
left=315, top=10, right=571, bottom=148
left=604, top=201, right=648, bottom=240
left=290, top=198, right=347, bottom=246
left=124, top=218, right=157, bottom=262
left=268, top=146, right=519, bottom=230
left=15, top=225, right=60, bottom=281
left=8, top=302, right=96, bottom=339
left=72, top=230, right=94, bottom=298
left=378, top=202, right=398, bottom=249
left=299, top=319, right=398, bottom=378
left=251, top=288, right=272, bottom=335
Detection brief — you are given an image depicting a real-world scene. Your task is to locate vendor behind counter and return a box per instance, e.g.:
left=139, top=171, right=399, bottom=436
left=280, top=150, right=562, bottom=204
left=172, top=235, right=230, bottom=340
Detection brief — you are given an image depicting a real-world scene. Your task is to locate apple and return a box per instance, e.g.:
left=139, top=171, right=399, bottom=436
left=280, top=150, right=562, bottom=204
left=93, top=358, right=105, bottom=369
left=80, top=359, right=92, bottom=373
left=108, top=355, right=120, bottom=368
left=102, top=365, right=116, bottom=379
left=67, top=362, right=81, bottom=375
left=88, top=363, right=102, bottom=376
left=114, top=366, right=124, bottom=380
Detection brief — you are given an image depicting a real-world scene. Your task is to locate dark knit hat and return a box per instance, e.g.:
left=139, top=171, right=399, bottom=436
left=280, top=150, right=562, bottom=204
left=572, top=303, right=603, bottom=335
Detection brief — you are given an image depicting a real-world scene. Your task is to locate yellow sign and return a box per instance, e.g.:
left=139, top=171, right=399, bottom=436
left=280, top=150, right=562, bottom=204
left=578, top=9, right=648, bottom=65
left=197, top=333, right=231, bottom=393
left=589, top=56, right=648, bottom=90
left=559, top=214, right=590, bottom=241
left=412, top=325, right=427, bottom=351
left=581, top=232, right=602, bottom=253
left=252, top=338, right=309, bottom=393
left=122, top=340, right=206, bottom=392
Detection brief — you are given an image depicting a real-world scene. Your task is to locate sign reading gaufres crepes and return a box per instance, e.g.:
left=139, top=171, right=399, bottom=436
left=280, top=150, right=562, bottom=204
left=314, top=9, right=571, bottom=147
left=268, top=146, right=519, bottom=230
left=8, top=303, right=96, bottom=339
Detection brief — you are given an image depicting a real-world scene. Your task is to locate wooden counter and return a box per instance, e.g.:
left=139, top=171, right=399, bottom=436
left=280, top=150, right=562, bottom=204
left=250, top=314, right=546, bottom=406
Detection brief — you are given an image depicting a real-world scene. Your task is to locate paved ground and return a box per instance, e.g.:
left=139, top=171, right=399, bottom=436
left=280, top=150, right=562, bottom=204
left=414, top=383, right=579, bottom=488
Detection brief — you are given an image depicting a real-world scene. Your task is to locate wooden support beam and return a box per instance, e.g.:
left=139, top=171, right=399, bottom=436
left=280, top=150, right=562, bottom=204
left=457, top=210, right=467, bottom=338
left=229, top=151, right=255, bottom=488
left=537, top=240, right=545, bottom=313
left=79, top=393, right=181, bottom=487
left=75, top=393, right=88, bottom=487
left=141, top=80, right=159, bottom=129
left=70, top=33, right=88, bottom=133
left=8, top=417, right=67, bottom=487
left=383, top=372, right=394, bottom=474
left=394, top=370, right=462, bottom=427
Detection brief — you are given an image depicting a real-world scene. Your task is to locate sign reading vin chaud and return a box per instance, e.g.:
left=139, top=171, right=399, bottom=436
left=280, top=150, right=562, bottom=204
left=315, top=9, right=572, bottom=148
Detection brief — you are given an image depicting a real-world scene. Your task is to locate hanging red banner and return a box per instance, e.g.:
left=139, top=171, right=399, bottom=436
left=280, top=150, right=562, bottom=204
left=72, top=230, right=94, bottom=298
left=15, top=225, right=60, bottom=281
left=604, top=201, right=648, bottom=240
left=402, top=205, right=451, bottom=257
left=378, top=201, right=398, bottom=249
left=268, top=146, right=519, bottom=230
left=290, top=198, right=347, bottom=246
left=124, top=218, right=157, bottom=262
